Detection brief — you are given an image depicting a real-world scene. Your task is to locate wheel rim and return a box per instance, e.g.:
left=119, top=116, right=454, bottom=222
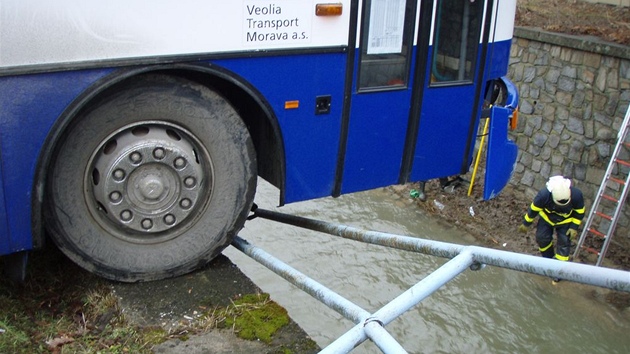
left=87, top=121, right=213, bottom=243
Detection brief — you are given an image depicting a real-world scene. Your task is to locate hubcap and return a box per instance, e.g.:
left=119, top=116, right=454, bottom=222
left=89, top=122, right=211, bottom=240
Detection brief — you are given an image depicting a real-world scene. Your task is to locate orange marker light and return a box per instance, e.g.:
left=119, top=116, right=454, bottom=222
left=316, top=3, right=343, bottom=16
left=285, top=100, right=299, bottom=109
left=509, top=107, right=519, bottom=130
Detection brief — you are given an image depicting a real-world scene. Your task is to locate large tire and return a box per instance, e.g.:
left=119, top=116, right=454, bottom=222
left=44, top=75, right=257, bottom=282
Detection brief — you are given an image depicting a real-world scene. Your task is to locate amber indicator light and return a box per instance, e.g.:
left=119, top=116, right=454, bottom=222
left=316, top=3, right=343, bottom=16
left=285, top=100, right=300, bottom=109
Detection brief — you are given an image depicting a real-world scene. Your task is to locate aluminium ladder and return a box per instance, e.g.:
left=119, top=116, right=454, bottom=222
left=573, top=105, right=630, bottom=266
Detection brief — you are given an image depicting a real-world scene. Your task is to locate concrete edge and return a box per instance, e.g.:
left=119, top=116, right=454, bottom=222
left=514, top=26, right=630, bottom=60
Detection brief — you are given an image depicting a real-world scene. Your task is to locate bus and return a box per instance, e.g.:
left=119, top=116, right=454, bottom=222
left=0, top=0, right=519, bottom=282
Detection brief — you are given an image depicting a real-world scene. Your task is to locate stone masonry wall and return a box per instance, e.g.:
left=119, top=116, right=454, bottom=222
left=508, top=27, right=630, bottom=248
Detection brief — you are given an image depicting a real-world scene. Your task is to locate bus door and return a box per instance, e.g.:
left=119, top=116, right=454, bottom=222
left=340, top=0, right=419, bottom=194
left=408, top=0, right=490, bottom=182
left=340, top=0, right=490, bottom=194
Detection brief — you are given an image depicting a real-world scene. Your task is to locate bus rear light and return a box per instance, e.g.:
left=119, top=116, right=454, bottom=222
left=316, top=3, right=343, bottom=16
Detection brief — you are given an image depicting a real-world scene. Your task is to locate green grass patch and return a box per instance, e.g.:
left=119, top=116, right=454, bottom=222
left=224, top=293, right=290, bottom=343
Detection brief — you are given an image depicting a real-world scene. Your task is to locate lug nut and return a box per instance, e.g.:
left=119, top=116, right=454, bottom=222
left=153, top=147, right=165, bottom=160
left=129, top=151, right=142, bottom=164
left=141, top=218, right=153, bottom=230
left=164, top=214, right=176, bottom=225
left=109, top=191, right=122, bottom=203
left=113, top=169, right=125, bottom=181
left=180, top=198, right=192, bottom=209
left=184, top=177, right=196, bottom=188
left=120, top=210, right=132, bottom=221
left=174, top=157, right=186, bottom=169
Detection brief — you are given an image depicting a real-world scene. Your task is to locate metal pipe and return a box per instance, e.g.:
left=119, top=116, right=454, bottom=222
left=363, top=319, right=408, bottom=354
left=252, top=208, right=630, bottom=292
left=231, top=236, right=371, bottom=324
left=372, top=250, right=473, bottom=324
left=469, top=245, right=630, bottom=290
left=253, top=208, right=465, bottom=258
left=321, top=251, right=474, bottom=353
left=243, top=208, right=630, bottom=353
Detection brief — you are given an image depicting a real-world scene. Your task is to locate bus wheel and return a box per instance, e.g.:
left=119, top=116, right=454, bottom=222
left=44, top=75, right=257, bottom=282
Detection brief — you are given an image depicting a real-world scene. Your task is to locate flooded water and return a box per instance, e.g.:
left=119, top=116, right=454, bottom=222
left=223, top=180, right=630, bottom=353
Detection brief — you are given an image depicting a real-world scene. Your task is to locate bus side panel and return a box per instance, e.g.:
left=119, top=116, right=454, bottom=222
left=215, top=53, right=347, bottom=204
left=486, top=39, right=512, bottom=80
left=0, top=146, right=10, bottom=254
left=489, top=0, right=516, bottom=80
left=0, top=69, right=114, bottom=255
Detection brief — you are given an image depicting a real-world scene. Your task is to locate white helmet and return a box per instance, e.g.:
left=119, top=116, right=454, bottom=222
left=546, top=175, right=571, bottom=206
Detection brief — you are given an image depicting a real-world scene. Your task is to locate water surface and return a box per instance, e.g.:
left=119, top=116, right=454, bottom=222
left=224, top=180, right=630, bottom=353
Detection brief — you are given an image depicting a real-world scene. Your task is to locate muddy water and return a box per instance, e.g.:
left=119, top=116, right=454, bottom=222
left=223, top=180, right=630, bottom=353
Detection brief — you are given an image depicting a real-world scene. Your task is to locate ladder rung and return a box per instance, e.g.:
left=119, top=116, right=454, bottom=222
left=600, top=194, right=619, bottom=203
left=580, top=245, right=600, bottom=255
left=587, top=228, right=606, bottom=238
left=615, top=158, right=630, bottom=167
left=595, top=211, right=612, bottom=220
left=609, top=177, right=626, bottom=185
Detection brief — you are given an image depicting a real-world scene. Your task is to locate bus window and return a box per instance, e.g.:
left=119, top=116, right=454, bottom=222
left=430, top=0, right=483, bottom=84
left=358, top=0, right=416, bottom=90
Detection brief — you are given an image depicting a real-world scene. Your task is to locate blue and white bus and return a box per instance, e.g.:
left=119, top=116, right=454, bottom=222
left=0, top=0, right=519, bottom=281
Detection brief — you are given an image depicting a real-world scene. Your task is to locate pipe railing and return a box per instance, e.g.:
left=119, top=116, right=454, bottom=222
left=231, top=207, right=630, bottom=353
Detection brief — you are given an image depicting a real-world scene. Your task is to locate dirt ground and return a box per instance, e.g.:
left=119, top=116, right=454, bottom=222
left=389, top=174, right=630, bottom=309
left=390, top=179, right=630, bottom=271
left=516, top=0, right=630, bottom=46
left=113, top=254, right=319, bottom=354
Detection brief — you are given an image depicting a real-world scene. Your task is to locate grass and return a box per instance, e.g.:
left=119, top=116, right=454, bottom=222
left=223, top=293, right=290, bottom=343
left=0, top=245, right=293, bottom=353
left=0, top=246, right=152, bottom=353
left=516, top=0, right=630, bottom=45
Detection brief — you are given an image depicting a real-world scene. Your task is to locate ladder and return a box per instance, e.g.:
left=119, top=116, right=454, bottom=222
left=573, top=105, right=630, bottom=266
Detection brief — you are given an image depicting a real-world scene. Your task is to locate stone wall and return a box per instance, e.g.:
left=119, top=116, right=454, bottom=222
left=508, top=27, right=630, bottom=247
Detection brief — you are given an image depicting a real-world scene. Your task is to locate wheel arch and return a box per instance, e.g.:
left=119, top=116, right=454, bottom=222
left=32, top=63, right=286, bottom=249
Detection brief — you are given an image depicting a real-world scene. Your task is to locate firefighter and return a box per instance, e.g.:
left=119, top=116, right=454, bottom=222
left=518, top=175, right=585, bottom=282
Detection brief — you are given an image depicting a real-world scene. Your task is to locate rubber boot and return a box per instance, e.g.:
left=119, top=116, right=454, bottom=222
left=540, top=247, right=555, bottom=259
left=540, top=247, right=562, bottom=284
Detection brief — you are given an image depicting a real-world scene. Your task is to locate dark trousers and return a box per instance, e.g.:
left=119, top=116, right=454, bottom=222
left=536, top=221, right=571, bottom=260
